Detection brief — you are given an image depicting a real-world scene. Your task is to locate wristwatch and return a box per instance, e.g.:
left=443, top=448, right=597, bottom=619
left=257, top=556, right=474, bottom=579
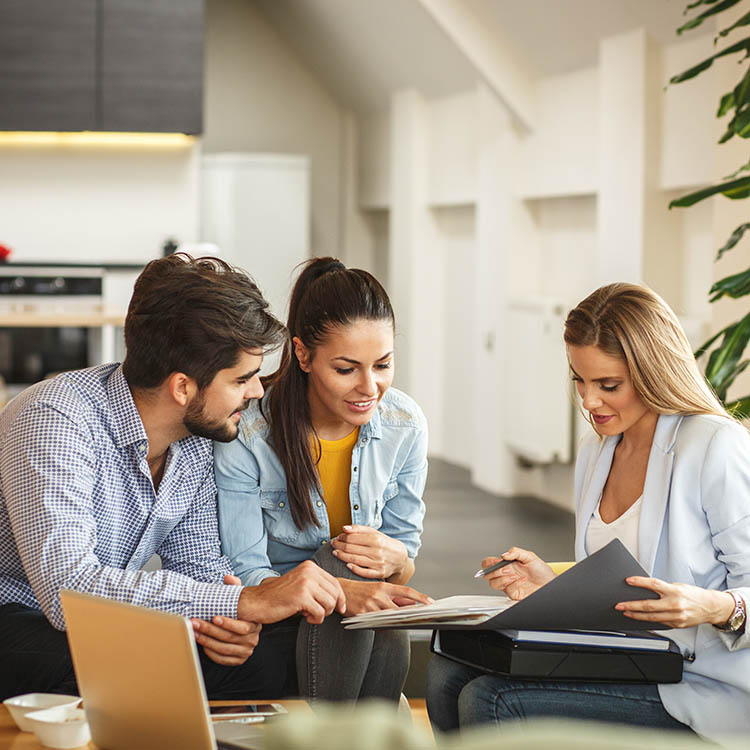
left=716, top=591, right=746, bottom=633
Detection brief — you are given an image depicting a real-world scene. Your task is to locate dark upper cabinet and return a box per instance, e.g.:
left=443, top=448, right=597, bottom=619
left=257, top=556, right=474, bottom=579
left=99, top=0, right=203, bottom=133
left=0, top=0, right=97, bottom=131
left=0, top=0, right=203, bottom=133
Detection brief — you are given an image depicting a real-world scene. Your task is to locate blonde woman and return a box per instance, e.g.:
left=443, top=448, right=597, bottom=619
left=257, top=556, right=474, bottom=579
left=427, top=283, right=750, bottom=742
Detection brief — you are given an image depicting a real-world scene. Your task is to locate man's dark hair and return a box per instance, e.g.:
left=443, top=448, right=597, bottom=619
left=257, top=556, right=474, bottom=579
left=123, top=253, right=286, bottom=390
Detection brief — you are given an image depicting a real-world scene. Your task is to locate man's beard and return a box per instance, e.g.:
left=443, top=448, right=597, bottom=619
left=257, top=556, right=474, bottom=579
left=183, top=395, right=250, bottom=443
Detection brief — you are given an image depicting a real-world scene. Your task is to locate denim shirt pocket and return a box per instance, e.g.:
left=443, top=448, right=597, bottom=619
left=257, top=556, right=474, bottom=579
left=260, top=489, right=301, bottom=544
left=370, top=479, right=398, bottom=527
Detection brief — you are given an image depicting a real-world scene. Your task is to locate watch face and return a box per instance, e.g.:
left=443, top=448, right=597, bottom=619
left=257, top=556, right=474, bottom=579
left=728, top=596, right=746, bottom=632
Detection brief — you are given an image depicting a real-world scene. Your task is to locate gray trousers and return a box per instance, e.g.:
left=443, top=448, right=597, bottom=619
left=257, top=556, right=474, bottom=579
left=296, top=543, right=410, bottom=703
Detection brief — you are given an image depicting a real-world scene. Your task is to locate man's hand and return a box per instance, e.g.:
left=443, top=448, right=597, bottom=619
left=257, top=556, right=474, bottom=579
left=237, top=560, right=346, bottom=625
left=191, top=616, right=261, bottom=666
left=192, top=574, right=261, bottom=666
left=330, top=525, right=410, bottom=581
left=338, top=578, right=433, bottom=616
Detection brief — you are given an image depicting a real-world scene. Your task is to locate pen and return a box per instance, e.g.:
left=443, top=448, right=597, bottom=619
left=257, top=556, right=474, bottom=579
left=473, top=559, right=514, bottom=578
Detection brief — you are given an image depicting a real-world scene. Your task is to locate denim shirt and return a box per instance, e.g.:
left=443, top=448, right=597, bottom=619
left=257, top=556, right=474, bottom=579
left=214, top=388, right=428, bottom=587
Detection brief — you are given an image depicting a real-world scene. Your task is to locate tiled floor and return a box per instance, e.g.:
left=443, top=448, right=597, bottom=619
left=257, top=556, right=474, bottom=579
left=403, top=457, right=575, bottom=698
left=409, top=458, right=575, bottom=600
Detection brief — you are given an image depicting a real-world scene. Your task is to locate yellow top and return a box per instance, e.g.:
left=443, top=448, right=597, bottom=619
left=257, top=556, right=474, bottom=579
left=315, top=428, right=359, bottom=538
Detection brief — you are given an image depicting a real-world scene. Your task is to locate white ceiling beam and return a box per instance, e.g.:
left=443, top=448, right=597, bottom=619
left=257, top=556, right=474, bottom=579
left=417, top=0, right=536, bottom=132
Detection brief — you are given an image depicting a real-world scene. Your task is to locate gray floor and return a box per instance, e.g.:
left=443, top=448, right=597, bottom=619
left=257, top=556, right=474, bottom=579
left=408, top=457, right=575, bottom=601
left=402, top=457, right=575, bottom=698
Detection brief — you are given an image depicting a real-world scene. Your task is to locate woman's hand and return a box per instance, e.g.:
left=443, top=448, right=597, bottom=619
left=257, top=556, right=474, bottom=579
left=616, top=577, right=737, bottom=629
left=338, top=578, right=433, bottom=616
left=331, top=524, right=409, bottom=581
left=482, top=547, right=556, bottom=600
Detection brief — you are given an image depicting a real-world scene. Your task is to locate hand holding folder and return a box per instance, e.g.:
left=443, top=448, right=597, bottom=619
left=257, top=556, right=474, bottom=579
left=343, top=539, right=667, bottom=632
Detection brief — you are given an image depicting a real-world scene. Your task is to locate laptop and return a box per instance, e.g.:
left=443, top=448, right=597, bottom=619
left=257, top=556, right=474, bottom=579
left=60, top=589, right=266, bottom=750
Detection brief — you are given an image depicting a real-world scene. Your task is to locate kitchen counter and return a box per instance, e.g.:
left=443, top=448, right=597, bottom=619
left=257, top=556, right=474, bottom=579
left=0, top=262, right=146, bottom=270
left=0, top=310, right=126, bottom=327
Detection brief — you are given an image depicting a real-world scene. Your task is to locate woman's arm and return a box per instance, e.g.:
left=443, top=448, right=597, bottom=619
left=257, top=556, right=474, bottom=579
left=214, top=437, right=279, bottom=587
left=331, top=418, right=428, bottom=583
left=617, top=421, right=750, bottom=642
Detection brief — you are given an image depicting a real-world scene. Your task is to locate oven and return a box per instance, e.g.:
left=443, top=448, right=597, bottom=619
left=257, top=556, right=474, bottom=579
left=0, top=266, right=110, bottom=398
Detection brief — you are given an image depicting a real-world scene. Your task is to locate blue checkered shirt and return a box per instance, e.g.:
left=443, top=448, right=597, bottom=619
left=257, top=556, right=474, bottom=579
left=0, top=363, right=241, bottom=630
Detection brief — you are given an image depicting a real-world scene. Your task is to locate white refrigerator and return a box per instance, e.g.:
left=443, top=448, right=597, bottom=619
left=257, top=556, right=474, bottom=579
left=200, top=152, right=310, bottom=326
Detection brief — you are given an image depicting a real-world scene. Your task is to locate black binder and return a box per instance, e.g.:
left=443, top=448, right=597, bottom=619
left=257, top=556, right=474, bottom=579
left=431, top=628, right=684, bottom=683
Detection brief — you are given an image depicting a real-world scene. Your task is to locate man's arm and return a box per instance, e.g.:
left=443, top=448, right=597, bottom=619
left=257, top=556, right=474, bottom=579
left=1, top=401, right=240, bottom=629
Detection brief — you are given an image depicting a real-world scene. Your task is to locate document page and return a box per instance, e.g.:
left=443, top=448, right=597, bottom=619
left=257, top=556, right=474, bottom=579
left=343, top=595, right=515, bottom=629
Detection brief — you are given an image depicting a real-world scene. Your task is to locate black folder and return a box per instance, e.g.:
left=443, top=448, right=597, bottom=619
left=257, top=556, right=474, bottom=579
left=431, top=628, right=684, bottom=683
left=457, top=539, right=667, bottom=633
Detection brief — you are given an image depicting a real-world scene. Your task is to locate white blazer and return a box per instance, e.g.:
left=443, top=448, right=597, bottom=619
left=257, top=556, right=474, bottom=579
left=574, top=413, right=750, bottom=741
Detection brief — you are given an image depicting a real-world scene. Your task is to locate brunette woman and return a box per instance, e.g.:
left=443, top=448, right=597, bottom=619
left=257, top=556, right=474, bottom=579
left=214, top=257, right=431, bottom=703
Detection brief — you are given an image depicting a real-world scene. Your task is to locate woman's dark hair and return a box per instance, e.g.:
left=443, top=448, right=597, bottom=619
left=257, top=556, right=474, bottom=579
left=123, top=253, right=285, bottom=390
left=263, top=257, right=395, bottom=530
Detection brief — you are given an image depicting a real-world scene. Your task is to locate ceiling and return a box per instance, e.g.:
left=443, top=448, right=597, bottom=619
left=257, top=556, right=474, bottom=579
left=468, top=0, right=710, bottom=76
left=257, top=0, right=714, bottom=113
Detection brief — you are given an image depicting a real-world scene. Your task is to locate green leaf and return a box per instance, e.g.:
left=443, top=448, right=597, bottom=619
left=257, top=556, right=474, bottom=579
left=695, top=325, right=731, bottom=359
left=709, top=266, right=750, bottom=301
left=726, top=395, right=750, bottom=418
left=686, top=0, right=727, bottom=9
left=704, top=313, right=750, bottom=397
left=669, top=36, right=750, bottom=85
left=722, top=159, right=750, bottom=179
left=716, top=223, right=750, bottom=259
left=678, top=0, right=743, bottom=35
left=718, top=10, right=750, bottom=39
left=712, top=358, right=749, bottom=399
left=717, top=91, right=735, bottom=116
left=731, top=106, right=750, bottom=137
left=669, top=176, right=750, bottom=208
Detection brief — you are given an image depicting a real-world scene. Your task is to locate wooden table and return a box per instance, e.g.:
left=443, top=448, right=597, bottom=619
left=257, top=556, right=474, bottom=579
left=0, top=700, right=310, bottom=749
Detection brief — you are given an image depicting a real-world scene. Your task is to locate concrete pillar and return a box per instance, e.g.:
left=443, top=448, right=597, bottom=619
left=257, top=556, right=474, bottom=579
left=388, top=89, right=444, bottom=452
left=597, top=29, right=663, bottom=286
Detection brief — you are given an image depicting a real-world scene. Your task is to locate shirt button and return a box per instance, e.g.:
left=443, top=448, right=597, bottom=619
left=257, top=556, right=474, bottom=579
left=316, top=501, right=323, bottom=507
left=321, top=540, right=327, bottom=546
left=353, top=466, right=358, bottom=472
left=353, top=504, right=359, bottom=511
left=279, top=501, right=285, bottom=508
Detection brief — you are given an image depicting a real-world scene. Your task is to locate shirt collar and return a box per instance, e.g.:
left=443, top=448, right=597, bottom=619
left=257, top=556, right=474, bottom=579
left=360, top=403, right=382, bottom=440
left=106, top=364, right=148, bottom=449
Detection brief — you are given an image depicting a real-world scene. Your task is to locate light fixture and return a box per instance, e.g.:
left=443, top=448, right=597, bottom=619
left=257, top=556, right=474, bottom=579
left=0, top=131, right=196, bottom=147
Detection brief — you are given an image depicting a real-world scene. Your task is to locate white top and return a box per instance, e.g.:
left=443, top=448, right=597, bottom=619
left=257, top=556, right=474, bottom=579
left=585, top=496, right=642, bottom=562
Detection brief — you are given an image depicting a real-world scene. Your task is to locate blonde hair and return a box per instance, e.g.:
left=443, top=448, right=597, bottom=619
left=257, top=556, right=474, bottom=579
left=564, top=283, right=730, bottom=420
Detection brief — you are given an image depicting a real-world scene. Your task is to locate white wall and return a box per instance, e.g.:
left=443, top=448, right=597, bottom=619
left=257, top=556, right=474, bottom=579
left=355, top=25, right=739, bottom=512
left=433, top=204, right=476, bottom=468
left=203, top=0, right=347, bottom=260
left=0, top=143, right=199, bottom=264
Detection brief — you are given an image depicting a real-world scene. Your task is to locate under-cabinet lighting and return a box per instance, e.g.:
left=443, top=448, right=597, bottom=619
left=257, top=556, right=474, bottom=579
left=0, top=131, right=196, bottom=147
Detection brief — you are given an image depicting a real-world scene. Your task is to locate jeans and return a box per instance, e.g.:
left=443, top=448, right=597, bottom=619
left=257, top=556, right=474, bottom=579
left=426, top=655, right=694, bottom=734
left=294, top=543, right=410, bottom=703
left=0, top=602, right=292, bottom=702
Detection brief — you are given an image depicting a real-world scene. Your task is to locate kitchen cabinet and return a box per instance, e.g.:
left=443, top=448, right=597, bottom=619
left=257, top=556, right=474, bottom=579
left=0, top=0, right=97, bottom=131
left=0, top=0, right=203, bottom=133
left=100, top=0, right=203, bottom=133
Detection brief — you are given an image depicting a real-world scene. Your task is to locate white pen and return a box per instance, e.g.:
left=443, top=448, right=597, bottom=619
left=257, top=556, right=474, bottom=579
left=473, top=559, right=514, bottom=578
